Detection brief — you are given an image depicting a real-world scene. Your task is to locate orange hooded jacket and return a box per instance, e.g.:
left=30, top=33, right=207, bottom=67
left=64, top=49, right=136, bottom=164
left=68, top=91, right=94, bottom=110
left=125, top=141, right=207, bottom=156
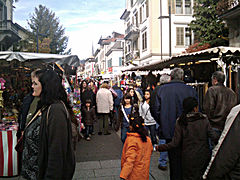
left=120, top=132, right=153, bottom=180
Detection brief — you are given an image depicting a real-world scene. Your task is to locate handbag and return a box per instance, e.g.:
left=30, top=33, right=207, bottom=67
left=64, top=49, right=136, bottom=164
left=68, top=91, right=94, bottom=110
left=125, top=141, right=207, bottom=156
left=15, top=109, right=42, bottom=153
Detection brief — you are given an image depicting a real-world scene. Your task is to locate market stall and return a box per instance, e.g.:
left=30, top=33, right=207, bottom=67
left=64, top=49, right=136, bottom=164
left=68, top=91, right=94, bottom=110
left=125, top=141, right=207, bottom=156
left=0, top=51, right=80, bottom=177
left=123, top=46, right=240, bottom=105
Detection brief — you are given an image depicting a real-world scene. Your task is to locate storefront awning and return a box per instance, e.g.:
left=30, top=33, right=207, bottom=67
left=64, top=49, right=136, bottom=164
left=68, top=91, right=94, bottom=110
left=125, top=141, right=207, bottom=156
left=123, top=46, right=240, bottom=72
left=0, top=51, right=80, bottom=67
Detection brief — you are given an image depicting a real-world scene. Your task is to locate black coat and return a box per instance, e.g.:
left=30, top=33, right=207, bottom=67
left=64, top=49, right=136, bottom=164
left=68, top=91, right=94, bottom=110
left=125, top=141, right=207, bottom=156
left=38, top=102, right=75, bottom=180
left=82, top=106, right=96, bottom=125
left=18, top=93, right=34, bottom=132
left=158, top=112, right=218, bottom=180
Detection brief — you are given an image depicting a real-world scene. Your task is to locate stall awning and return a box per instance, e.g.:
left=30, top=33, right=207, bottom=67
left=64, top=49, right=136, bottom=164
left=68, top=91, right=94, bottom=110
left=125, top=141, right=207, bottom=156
left=0, top=51, right=80, bottom=67
left=123, top=46, right=240, bottom=71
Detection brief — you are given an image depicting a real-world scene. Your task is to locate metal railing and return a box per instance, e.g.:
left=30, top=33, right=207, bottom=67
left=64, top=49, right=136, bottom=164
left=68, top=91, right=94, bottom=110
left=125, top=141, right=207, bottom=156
left=125, top=24, right=139, bottom=35
left=0, top=20, right=18, bottom=34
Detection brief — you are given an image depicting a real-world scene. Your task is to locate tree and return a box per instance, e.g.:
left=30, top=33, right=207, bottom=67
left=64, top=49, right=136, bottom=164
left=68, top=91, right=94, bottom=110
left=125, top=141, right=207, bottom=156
left=189, top=0, right=229, bottom=48
left=27, top=5, right=69, bottom=54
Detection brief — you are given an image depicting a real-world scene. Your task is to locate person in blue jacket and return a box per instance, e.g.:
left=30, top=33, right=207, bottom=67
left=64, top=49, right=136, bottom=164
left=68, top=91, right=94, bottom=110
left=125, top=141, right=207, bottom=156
left=152, top=68, right=197, bottom=180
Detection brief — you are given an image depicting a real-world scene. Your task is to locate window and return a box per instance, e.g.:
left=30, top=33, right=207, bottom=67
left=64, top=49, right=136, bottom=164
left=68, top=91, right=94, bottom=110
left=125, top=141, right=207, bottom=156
left=134, top=12, right=138, bottom=27
left=119, top=57, right=123, bottom=66
left=176, top=27, right=184, bottom=46
left=142, top=31, right=147, bottom=50
left=176, top=0, right=183, bottom=14
left=176, top=27, right=192, bottom=46
left=140, top=0, right=149, bottom=23
left=185, top=0, right=192, bottom=14
left=140, top=7, right=142, bottom=23
left=108, top=59, right=112, bottom=68
left=130, top=0, right=133, bottom=7
left=185, top=27, right=192, bottom=46
left=169, top=0, right=193, bottom=14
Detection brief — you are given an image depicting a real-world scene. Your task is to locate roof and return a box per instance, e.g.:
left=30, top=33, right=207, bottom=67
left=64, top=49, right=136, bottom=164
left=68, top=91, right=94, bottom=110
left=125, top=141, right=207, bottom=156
left=0, top=51, right=80, bottom=67
left=105, top=41, right=123, bottom=56
left=123, top=46, right=240, bottom=71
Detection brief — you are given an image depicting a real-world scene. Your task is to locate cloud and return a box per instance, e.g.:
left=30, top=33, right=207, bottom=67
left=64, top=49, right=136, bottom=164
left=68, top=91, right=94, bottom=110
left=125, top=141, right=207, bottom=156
left=13, top=0, right=125, bottom=59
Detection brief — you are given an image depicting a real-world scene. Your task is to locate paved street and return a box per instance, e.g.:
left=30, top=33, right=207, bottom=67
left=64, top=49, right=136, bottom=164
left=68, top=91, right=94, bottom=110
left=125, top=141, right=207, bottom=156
left=0, top=125, right=170, bottom=180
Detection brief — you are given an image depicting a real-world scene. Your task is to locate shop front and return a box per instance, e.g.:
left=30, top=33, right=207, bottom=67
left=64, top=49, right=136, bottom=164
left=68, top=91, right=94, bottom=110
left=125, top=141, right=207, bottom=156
left=0, top=51, right=80, bottom=177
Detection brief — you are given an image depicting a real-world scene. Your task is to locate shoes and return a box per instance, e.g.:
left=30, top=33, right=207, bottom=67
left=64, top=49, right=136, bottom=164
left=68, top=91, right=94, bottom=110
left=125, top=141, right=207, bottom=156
left=104, top=132, right=111, bottom=135
left=98, top=132, right=102, bottom=135
left=89, top=134, right=91, bottom=137
left=158, top=165, right=167, bottom=171
left=86, top=137, right=91, bottom=141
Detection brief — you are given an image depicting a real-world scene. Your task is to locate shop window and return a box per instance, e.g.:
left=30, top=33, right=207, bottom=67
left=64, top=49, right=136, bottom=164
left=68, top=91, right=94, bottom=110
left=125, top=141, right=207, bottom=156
left=142, top=31, right=147, bottom=51
left=176, top=27, right=184, bottom=46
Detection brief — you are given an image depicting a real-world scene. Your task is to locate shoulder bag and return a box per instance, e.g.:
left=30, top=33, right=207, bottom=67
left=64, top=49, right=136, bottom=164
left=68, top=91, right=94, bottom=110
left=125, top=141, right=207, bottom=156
left=15, top=109, right=42, bottom=153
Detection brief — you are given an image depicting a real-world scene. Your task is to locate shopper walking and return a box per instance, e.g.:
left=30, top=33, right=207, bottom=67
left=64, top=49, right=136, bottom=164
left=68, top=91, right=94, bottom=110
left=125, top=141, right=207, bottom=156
left=156, top=97, right=218, bottom=180
left=139, top=90, right=157, bottom=146
left=120, top=116, right=153, bottom=180
left=203, top=71, right=237, bottom=134
left=82, top=99, right=96, bottom=141
left=118, top=93, right=139, bottom=144
left=21, top=69, right=75, bottom=180
left=96, top=83, right=113, bottom=135
left=153, top=68, right=197, bottom=180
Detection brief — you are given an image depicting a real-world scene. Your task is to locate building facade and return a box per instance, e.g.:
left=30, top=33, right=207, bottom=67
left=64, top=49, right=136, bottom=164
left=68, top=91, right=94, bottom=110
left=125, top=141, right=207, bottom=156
left=219, top=0, right=240, bottom=47
left=0, top=0, right=20, bottom=51
left=94, top=32, right=124, bottom=77
left=120, top=0, right=195, bottom=66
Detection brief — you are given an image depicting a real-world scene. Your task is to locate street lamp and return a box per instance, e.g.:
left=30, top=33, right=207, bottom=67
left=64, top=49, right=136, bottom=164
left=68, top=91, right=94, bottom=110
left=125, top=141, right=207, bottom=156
left=158, top=0, right=172, bottom=59
left=34, top=26, right=47, bottom=53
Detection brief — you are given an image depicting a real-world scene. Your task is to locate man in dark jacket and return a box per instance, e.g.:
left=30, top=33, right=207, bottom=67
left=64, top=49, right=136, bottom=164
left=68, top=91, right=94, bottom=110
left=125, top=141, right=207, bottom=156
left=203, top=71, right=237, bottom=132
left=152, top=68, right=197, bottom=180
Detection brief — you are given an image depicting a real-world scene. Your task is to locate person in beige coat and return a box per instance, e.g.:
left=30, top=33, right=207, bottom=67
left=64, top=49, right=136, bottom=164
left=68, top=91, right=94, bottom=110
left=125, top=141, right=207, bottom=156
left=96, top=83, right=113, bottom=135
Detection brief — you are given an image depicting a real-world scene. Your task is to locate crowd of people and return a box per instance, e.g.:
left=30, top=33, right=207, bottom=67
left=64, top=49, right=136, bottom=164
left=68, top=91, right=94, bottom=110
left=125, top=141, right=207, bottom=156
left=16, top=67, right=240, bottom=180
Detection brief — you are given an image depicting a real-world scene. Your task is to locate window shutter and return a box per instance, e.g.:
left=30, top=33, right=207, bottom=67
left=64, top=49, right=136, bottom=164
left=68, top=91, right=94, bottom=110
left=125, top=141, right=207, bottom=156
left=140, top=7, right=142, bottom=23
left=146, top=0, right=149, bottom=18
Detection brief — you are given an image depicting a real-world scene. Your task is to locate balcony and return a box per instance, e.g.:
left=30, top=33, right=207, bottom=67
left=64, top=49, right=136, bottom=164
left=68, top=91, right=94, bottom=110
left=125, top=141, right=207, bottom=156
left=0, top=20, right=20, bottom=50
left=125, top=50, right=140, bottom=62
left=124, top=24, right=139, bottom=41
left=217, top=0, right=240, bottom=15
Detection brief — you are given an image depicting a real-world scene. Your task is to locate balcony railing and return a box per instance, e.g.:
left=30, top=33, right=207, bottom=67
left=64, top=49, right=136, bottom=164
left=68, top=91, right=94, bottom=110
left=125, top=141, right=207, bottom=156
left=217, top=0, right=240, bottom=15
left=125, top=24, right=139, bottom=35
left=0, top=20, right=18, bottom=34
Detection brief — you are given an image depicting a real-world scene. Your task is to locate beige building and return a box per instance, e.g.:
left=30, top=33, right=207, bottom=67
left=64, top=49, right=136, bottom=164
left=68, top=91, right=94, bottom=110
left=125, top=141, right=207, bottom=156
left=121, top=0, right=195, bottom=66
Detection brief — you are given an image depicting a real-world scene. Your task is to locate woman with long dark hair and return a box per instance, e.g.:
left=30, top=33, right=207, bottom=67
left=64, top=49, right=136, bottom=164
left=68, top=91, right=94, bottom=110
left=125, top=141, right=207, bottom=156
left=21, top=69, right=75, bottom=180
left=120, top=116, right=153, bottom=180
left=156, top=97, right=218, bottom=180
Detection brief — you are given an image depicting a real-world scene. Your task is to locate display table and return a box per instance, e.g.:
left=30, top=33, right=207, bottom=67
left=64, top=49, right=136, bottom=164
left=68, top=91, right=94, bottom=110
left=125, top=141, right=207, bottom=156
left=0, top=126, right=18, bottom=176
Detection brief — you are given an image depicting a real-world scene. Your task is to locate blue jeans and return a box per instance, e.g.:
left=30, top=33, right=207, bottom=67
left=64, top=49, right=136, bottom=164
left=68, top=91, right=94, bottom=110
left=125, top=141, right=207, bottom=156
left=145, top=124, right=157, bottom=145
left=85, top=125, right=93, bottom=138
left=158, top=139, right=168, bottom=167
left=121, top=127, right=130, bottom=144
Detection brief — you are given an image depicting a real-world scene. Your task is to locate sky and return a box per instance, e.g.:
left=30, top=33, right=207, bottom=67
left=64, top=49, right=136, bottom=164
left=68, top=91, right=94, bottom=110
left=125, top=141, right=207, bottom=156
left=13, top=0, right=125, bottom=59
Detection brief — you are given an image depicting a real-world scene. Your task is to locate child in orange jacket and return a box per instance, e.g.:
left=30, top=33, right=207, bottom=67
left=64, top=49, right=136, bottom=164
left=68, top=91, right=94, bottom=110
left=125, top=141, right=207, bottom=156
left=120, top=116, right=153, bottom=180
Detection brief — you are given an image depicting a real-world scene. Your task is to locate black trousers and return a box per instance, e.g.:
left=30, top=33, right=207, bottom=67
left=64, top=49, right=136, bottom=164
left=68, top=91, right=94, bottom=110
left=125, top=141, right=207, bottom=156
left=166, top=139, right=183, bottom=180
